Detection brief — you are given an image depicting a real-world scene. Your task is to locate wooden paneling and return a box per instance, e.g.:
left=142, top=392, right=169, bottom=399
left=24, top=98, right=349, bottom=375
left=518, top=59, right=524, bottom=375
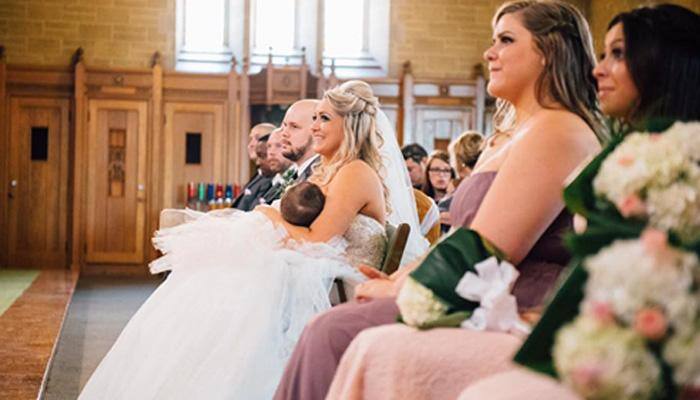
left=0, top=55, right=491, bottom=272
left=162, top=102, right=225, bottom=209
left=85, top=100, right=148, bottom=264
left=7, top=97, right=70, bottom=269
left=0, top=51, right=7, bottom=268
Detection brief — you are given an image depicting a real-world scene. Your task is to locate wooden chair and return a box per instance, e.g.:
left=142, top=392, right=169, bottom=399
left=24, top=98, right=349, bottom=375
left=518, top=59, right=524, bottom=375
left=332, top=222, right=410, bottom=303
left=380, top=222, right=410, bottom=275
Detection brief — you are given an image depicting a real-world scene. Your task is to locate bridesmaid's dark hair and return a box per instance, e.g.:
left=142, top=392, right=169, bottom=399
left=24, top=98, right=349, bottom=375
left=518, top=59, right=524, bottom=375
left=609, top=4, right=700, bottom=122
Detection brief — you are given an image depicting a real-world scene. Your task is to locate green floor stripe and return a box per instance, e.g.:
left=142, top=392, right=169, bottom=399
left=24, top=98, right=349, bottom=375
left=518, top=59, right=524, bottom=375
left=0, top=269, right=40, bottom=316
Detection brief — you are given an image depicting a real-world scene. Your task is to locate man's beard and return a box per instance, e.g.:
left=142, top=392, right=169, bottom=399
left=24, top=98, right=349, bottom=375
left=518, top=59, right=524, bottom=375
left=268, top=159, right=289, bottom=175
left=282, top=136, right=313, bottom=162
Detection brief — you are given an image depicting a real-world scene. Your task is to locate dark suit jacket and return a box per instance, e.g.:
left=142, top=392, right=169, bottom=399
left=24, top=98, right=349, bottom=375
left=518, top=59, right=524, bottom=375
left=297, top=156, right=320, bottom=182
left=232, top=173, right=273, bottom=211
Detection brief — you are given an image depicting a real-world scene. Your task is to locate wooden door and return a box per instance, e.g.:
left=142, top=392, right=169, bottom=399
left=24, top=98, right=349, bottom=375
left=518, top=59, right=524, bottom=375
left=7, top=97, right=69, bottom=268
left=162, top=102, right=225, bottom=208
left=86, top=100, right=148, bottom=264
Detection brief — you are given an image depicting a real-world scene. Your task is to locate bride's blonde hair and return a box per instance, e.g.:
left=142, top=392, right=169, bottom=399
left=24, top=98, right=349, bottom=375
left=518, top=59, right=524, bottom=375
left=311, top=80, right=389, bottom=213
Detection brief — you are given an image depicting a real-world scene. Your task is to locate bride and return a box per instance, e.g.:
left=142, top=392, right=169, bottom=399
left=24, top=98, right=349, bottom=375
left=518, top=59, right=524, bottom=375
left=78, top=80, right=428, bottom=400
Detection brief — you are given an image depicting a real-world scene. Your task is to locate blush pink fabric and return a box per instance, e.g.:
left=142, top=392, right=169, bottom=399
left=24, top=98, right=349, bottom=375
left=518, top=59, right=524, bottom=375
left=456, top=369, right=582, bottom=400
left=326, top=324, right=522, bottom=400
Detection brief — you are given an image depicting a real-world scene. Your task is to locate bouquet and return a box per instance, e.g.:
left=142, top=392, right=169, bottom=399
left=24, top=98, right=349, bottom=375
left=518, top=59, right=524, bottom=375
left=515, top=121, right=700, bottom=399
left=396, top=229, right=529, bottom=334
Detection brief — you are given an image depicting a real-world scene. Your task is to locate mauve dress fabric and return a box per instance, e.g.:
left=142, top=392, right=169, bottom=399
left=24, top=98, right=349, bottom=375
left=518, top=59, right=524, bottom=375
left=273, top=172, right=573, bottom=400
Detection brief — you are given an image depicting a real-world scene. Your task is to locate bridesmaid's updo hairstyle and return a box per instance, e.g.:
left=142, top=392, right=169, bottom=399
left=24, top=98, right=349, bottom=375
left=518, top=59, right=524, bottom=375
left=312, top=80, right=389, bottom=212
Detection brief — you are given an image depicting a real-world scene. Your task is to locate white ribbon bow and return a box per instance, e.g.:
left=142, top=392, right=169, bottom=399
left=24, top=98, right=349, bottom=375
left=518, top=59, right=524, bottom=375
left=455, top=256, right=530, bottom=335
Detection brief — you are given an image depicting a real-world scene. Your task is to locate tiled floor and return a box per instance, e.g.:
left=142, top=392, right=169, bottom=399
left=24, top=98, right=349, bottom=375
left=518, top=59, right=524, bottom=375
left=0, top=269, right=77, bottom=400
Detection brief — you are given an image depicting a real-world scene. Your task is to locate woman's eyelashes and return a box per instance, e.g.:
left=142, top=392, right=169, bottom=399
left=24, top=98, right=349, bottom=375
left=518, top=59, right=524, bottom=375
left=492, top=34, right=514, bottom=45
left=600, top=47, right=625, bottom=62
left=313, top=113, right=331, bottom=122
left=611, top=47, right=625, bottom=60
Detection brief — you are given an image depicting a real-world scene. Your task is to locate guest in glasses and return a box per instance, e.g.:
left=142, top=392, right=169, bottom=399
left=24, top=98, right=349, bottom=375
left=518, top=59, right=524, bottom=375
left=401, top=143, right=429, bottom=189
left=421, top=150, right=455, bottom=203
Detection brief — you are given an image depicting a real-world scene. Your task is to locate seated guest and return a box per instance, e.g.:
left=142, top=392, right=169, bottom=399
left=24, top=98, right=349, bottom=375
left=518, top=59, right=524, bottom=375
left=274, top=1, right=604, bottom=399
left=421, top=150, right=454, bottom=203
left=457, top=4, right=700, bottom=399
left=234, top=123, right=275, bottom=205
left=246, top=123, right=276, bottom=168
left=232, top=133, right=274, bottom=211
left=401, top=143, right=429, bottom=189
left=439, top=131, right=485, bottom=231
left=449, top=131, right=484, bottom=184
left=280, top=181, right=326, bottom=228
left=261, top=128, right=295, bottom=204
left=413, top=188, right=441, bottom=245
left=263, top=100, right=321, bottom=204
left=281, top=99, right=321, bottom=183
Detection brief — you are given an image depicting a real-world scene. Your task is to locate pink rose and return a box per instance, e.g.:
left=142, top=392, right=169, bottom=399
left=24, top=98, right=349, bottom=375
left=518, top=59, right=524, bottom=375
left=641, top=228, right=676, bottom=264
left=617, top=155, right=635, bottom=166
left=617, top=194, right=647, bottom=218
left=571, top=362, right=604, bottom=392
left=634, top=308, right=668, bottom=341
left=586, top=301, right=615, bottom=325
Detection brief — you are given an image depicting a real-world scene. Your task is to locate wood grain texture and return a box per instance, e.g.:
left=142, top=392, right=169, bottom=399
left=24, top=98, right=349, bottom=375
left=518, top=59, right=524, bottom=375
left=0, top=269, right=77, bottom=400
left=7, top=97, right=69, bottom=269
left=162, top=102, right=225, bottom=209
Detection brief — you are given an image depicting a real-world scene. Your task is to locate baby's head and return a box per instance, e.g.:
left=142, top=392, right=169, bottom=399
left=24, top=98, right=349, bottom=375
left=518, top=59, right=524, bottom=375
left=280, top=182, right=326, bottom=227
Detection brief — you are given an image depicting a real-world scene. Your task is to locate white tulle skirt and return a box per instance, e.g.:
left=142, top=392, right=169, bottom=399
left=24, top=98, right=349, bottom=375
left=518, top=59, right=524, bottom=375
left=79, top=211, right=357, bottom=400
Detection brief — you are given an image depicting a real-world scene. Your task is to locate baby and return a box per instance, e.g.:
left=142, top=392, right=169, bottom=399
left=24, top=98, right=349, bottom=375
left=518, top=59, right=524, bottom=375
left=280, top=181, right=326, bottom=227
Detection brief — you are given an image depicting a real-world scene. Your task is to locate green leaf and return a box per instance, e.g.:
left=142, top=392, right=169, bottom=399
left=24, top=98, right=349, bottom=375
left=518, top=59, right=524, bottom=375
left=409, top=228, right=495, bottom=313
left=513, top=259, right=588, bottom=377
left=563, top=135, right=624, bottom=217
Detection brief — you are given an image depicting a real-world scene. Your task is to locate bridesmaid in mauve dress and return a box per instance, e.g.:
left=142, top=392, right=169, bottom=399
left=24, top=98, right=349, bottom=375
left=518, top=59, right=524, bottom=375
left=325, top=172, right=573, bottom=400
left=320, top=1, right=610, bottom=398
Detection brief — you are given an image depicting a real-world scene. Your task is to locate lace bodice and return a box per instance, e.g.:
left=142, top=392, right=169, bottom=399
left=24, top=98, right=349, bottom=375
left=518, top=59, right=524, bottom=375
left=343, top=214, right=387, bottom=268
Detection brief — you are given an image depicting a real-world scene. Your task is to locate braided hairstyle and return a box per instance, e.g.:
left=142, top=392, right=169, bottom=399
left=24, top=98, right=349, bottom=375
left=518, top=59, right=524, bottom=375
left=492, top=0, right=606, bottom=142
left=310, top=80, right=390, bottom=213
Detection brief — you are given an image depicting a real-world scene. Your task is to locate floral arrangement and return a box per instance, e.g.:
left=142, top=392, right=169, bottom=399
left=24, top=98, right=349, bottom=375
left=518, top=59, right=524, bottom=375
left=554, top=230, right=700, bottom=399
left=396, top=225, right=529, bottom=334
left=515, top=121, right=700, bottom=399
left=593, top=122, right=700, bottom=242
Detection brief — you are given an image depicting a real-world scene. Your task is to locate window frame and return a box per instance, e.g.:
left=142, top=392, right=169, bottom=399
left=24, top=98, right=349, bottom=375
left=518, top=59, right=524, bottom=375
left=175, top=0, right=234, bottom=72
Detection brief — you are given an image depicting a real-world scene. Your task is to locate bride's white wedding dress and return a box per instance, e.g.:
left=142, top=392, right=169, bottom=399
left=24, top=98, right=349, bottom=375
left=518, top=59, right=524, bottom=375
left=78, top=210, right=387, bottom=400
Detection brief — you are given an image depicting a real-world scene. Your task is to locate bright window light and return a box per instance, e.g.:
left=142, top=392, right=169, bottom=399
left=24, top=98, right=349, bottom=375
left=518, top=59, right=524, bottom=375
left=324, top=0, right=364, bottom=56
left=255, top=0, right=295, bottom=52
left=184, top=0, right=226, bottom=52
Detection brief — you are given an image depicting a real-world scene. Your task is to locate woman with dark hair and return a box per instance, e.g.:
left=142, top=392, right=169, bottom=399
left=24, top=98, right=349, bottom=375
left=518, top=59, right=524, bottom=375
left=457, top=4, right=700, bottom=399
left=421, top=150, right=454, bottom=203
left=275, top=1, right=604, bottom=398
left=600, top=4, right=700, bottom=123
